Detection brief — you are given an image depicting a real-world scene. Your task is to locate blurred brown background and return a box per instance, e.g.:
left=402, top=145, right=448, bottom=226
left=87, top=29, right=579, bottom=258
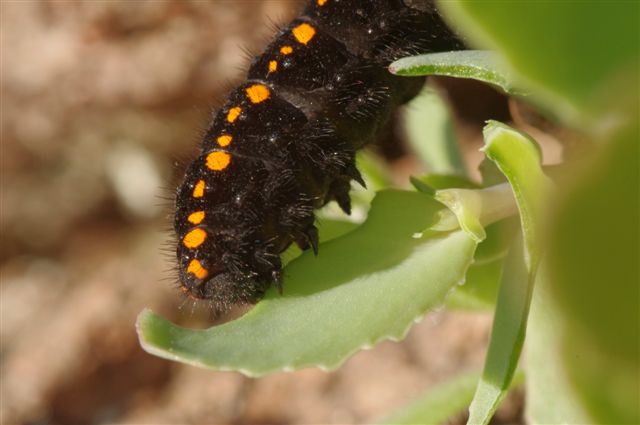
left=0, top=1, right=523, bottom=424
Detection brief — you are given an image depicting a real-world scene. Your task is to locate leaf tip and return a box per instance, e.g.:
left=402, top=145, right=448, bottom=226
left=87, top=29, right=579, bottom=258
left=482, top=121, right=544, bottom=163
left=136, top=308, right=162, bottom=352
left=136, top=308, right=154, bottom=336
left=482, top=119, right=508, bottom=139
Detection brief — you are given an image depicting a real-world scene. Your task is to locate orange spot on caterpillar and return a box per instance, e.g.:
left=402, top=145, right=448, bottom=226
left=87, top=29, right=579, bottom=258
left=292, top=23, right=316, bottom=45
left=227, top=106, right=241, bottom=123
left=206, top=151, right=231, bottom=171
left=245, top=84, right=271, bottom=104
left=280, top=45, right=293, bottom=55
left=183, top=228, right=207, bottom=249
left=317, top=0, right=327, bottom=5
left=187, top=259, right=209, bottom=279
left=193, top=180, right=205, bottom=198
left=187, top=211, right=205, bottom=225
left=217, top=134, right=232, bottom=147
left=268, top=60, right=278, bottom=73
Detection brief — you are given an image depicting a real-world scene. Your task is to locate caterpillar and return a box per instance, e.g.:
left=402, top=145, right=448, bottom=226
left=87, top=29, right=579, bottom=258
left=173, top=0, right=463, bottom=309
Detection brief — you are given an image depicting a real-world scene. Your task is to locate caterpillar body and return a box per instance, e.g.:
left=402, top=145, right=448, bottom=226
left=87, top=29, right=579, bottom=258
left=173, top=0, right=462, bottom=308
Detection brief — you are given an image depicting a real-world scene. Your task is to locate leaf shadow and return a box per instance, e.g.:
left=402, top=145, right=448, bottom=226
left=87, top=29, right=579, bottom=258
left=265, top=190, right=444, bottom=299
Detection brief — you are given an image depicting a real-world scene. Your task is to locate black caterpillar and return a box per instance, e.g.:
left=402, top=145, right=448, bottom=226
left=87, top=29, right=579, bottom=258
left=173, top=0, right=463, bottom=308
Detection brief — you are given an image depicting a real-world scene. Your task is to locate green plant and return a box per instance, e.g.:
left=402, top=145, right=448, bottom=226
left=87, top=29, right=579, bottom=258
left=137, top=2, right=638, bottom=423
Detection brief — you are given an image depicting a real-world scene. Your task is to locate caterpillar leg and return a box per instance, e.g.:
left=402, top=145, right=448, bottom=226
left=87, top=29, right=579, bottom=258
left=272, top=270, right=283, bottom=294
left=329, top=178, right=353, bottom=215
left=295, top=224, right=319, bottom=255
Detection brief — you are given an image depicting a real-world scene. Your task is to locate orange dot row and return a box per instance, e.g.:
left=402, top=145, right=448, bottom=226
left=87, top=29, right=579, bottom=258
left=180, top=17, right=321, bottom=279
left=268, top=22, right=317, bottom=75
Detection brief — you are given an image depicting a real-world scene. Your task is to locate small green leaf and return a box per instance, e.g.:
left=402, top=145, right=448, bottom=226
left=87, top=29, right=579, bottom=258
left=446, top=258, right=502, bottom=311
left=411, top=174, right=479, bottom=193
left=410, top=175, right=436, bottom=195
left=380, top=371, right=481, bottom=425
left=390, top=50, right=521, bottom=95
left=404, top=88, right=466, bottom=175
left=467, top=235, right=531, bottom=425
left=448, top=219, right=518, bottom=311
left=473, top=218, right=517, bottom=266
left=467, top=122, right=549, bottom=425
left=138, top=190, right=478, bottom=376
left=428, top=182, right=519, bottom=311
left=478, top=157, right=506, bottom=187
left=433, top=183, right=518, bottom=243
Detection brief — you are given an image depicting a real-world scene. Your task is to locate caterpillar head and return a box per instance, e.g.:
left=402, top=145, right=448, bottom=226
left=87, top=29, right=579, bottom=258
left=174, top=221, right=279, bottom=307
left=176, top=253, right=273, bottom=307
left=173, top=155, right=282, bottom=308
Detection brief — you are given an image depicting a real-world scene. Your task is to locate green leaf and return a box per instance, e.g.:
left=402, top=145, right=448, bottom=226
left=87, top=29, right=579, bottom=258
left=548, top=127, right=639, bottom=423
left=467, top=235, right=531, bottom=425
left=525, top=270, right=591, bottom=424
left=380, top=371, right=481, bottom=425
left=316, top=218, right=359, bottom=242
left=390, top=50, right=521, bottom=95
left=481, top=121, right=549, bottom=272
left=467, top=122, right=549, bottom=425
left=404, top=88, right=466, bottom=175
left=438, top=1, right=640, bottom=128
left=138, top=190, right=478, bottom=376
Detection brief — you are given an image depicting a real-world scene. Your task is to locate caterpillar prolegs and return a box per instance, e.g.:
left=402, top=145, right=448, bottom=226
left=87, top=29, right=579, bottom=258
left=173, top=0, right=463, bottom=308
